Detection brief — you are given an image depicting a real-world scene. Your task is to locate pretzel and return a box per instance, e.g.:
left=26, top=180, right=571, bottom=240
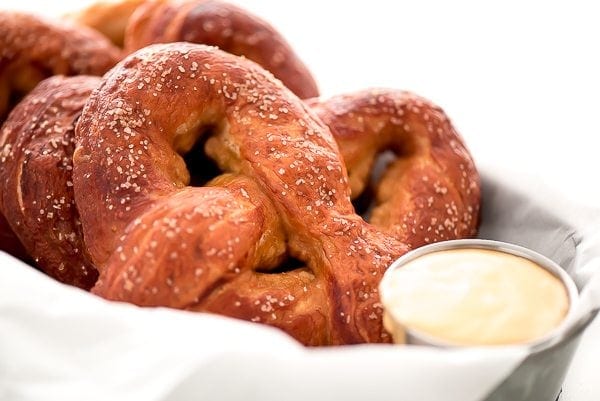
left=122, top=0, right=318, bottom=98
left=308, top=90, right=480, bottom=249
left=68, top=43, right=479, bottom=345
left=0, top=11, right=120, bottom=260
left=0, top=11, right=121, bottom=121
left=70, top=0, right=318, bottom=98
left=0, top=76, right=101, bottom=288
left=65, top=0, right=145, bottom=47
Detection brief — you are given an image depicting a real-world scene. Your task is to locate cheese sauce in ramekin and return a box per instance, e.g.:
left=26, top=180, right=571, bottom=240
left=380, top=240, right=578, bottom=347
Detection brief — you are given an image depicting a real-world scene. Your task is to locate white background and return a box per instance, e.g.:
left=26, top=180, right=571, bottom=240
left=4, top=0, right=600, bottom=399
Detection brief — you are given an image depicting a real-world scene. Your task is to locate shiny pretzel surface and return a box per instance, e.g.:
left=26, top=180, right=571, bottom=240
left=0, top=76, right=101, bottom=288
left=70, top=43, right=405, bottom=344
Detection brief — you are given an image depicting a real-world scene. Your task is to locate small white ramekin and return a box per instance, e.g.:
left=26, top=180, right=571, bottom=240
left=379, top=239, right=579, bottom=348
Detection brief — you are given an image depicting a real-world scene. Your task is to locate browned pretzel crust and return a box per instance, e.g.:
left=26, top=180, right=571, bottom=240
left=0, top=76, right=101, bottom=288
left=69, top=43, right=480, bottom=345
left=309, top=90, right=480, bottom=249
left=0, top=11, right=121, bottom=121
left=123, top=0, right=319, bottom=98
left=0, top=11, right=120, bottom=261
left=66, top=0, right=145, bottom=47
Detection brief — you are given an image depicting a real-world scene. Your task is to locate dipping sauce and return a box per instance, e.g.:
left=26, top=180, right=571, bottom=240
left=381, top=248, right=570, bottom=346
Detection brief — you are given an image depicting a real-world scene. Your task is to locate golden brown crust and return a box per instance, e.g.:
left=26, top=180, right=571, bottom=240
left=0, top=11, right=121, bottom=122
left=124, top=0, right=319, bottom=99
left=0, top=76, right=101, bottom=289
left=66, top=0, right=146, bottom=47
left=75, top=43, right=408, bottom=345
left=308, top=90, right=480, bottom=249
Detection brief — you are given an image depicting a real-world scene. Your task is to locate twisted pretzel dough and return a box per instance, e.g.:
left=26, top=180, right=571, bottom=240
left=66, top=43, right=480, bottom=345
left=308, top=91, right=480, bottom=249
left=0, top=11, right=120, bottom=261
left=124, top=0, right=318, bottom=98
left=0, top=76, right=101, bottom=288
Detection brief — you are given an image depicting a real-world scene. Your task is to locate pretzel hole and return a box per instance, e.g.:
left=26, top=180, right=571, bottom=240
left=256, top=255, right=305, bottom=274
left=351, top=185, right=374, bottom=218
left=0, top=82, right=27, bottom=121
left=352, top=150, right=396, bottom=221
left=1, top=63, right=53, bottom=120
left=181, top=128, right=223, bottom=187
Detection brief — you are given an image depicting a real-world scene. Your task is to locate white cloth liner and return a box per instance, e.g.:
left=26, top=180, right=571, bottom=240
left=1, top=164, right=599, bottom=401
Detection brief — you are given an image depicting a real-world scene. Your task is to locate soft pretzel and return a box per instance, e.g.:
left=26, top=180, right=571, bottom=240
left=122, top=0, right=318, bottom=98
left=66, top=43, right=479, bottom=345
left=308, top=90, right=480, bottom=249
left=70, top=0, right=318, bottom=99
left=0, top=11, right=121, bottom=121
left=0, top=76, right=101, bottom=289
left=65, top=0, right=145, bottom=47
left=0, top=11, right=120, bottom=260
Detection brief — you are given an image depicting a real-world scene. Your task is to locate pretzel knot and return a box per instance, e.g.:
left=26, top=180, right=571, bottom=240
left=67, top=43, right=480, bottom=345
